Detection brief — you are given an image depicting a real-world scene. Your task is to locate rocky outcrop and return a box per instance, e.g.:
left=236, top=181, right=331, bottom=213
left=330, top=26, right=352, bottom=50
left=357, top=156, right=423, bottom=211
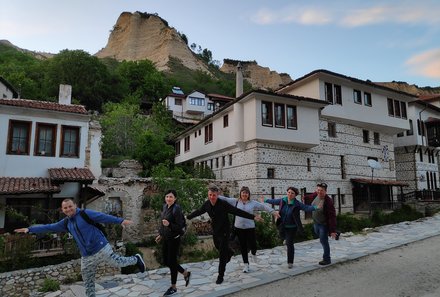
left=95, top=12, right=211, bottom=73
left=376, top=81, right=440, bottom=96
left=0, top=40, right=53, bottom=60
left=220, top=59, right=293, bottom=91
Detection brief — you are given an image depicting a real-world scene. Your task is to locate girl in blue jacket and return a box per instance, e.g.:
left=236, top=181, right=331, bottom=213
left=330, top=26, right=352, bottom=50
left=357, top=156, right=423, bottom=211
left=15, top=198, right=146, bottom=297
left=262, top=187, right=316, bottom=268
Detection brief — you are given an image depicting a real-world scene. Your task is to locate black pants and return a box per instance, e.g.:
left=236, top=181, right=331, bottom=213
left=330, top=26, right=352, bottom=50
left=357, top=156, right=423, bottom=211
left=213, top=232, right=234, bottom=277
left=235, top=227, right=257, bottom=264
left=284, top=227, right=297, bottom=264
left=162, top=236, right=185, bottom=285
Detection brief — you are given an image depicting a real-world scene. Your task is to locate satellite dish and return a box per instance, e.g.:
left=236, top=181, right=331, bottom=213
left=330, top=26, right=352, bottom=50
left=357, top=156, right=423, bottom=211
left=367, top=159, right=382, bottom=170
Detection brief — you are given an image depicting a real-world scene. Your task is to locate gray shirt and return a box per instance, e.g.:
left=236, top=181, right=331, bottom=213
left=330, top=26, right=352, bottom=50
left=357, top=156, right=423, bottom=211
left=312, top=196, right=326, bottom=224
left=219, top=195, right=275, bottom=229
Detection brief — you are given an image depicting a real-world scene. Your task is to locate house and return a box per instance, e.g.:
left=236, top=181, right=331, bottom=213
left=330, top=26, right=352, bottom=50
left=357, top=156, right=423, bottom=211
left=162, top=87, right=233, bottom=124
left=174, top=67, right=417, bottom=213
left=394, top=96, right=440, bottom=197
left=0, top=76, right=18, bottom=99
left=0, top=85, right=102, bottom=233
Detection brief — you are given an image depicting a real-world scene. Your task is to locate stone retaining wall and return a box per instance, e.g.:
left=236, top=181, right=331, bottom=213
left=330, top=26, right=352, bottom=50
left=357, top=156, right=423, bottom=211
left=0, top=259, right=119, bottom=297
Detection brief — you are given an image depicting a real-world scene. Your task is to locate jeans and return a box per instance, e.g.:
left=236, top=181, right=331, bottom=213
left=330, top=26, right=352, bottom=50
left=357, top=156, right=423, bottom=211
left=314, top=223, right=331, bottom=262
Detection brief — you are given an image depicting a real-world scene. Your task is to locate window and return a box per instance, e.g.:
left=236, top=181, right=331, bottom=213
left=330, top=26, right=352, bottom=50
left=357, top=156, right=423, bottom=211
left=353, top=90, right=362, bottom=104
left=307, top=158, right=311, bottom=172
left=387, top=98, right=394, bottom=116
left=363, top=130, right=369, bottom=143
left=207, top=102, right=214, bottom=111
left=210, top=159, right=213, bottom=168
left=229, top=154, right=232, bottom=166
left=267, top=168, right=275, bottom=179
left=35, top=123, right=56, bottom=156
left=325, top=83, right=333, bottom=104
left=215, top=158, right=219, bottom=168
left=394, top=100, right=401, bottom=117
left=7, top=120, right=32, bottom=155
left=223, top=114, right=229, bottom=128
left=204, top=123, right=213, bottom=144
left=60, top=125, right=80, bottom=157
left=184, top=136, right=190, bottom=152
left=274, top=103, right=285, bottom=128
left=198, top=129, right=201, bottom=136
left=400, top=102, right=407, bottom=119
left=175, top=141, right=181, bottom=156
left=418, top=119, right=425, bottom=136
left=222, top=156, right=225, bottom=167
left=328, top=122, right=336, bottom=138
left=286, top=105, right=297, bottom=129
left=364, top=92, right=372, bottom=106
left=341, top=155, right=346, bottom=179
left=261, top=101, right=273, bottom=126
left=334, top=85, right=342, bottom=105
left=407, top=119, right=414, bottom=136
left=175, top=98, right=182, bottom=106
left=189, top=96, right=205, bottom=106
left=194, top=132, right=197, bottom=138
left=374, top=132, right=380, bottom=145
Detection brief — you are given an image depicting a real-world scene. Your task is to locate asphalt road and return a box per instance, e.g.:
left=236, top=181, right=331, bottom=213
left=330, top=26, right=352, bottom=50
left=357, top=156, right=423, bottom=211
left=227, top=235, right=440, bottom=297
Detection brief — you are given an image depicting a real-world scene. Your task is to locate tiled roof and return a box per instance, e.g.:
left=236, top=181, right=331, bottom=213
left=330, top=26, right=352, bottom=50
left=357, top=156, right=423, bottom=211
left=0, top=98, right=88, bottom=114
left=207, top=93, right=234, bottom=101
left=0, top=177, right=60, bottom=194
left=48, top=168, right=95, bottom=182
left=351, top=178, right=408, bottom=187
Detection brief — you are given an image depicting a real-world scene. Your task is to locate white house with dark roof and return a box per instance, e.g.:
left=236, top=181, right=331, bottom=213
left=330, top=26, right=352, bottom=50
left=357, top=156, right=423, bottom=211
left=0, top=85, right=102, bottom=233
left=0, top=76, right=18, bottom=99
left=174, top=68, right=417, bottom=214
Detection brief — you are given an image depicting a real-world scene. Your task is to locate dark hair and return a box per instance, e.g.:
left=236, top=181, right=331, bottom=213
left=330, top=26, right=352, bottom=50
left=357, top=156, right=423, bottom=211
left=287, top=187, right=299, bottom=195
left=317, top=182, right=328, bottom=190
left=165, top=189, right=177, bottom=198
left=240, top=186, right=251, bottom=198
left=208, top=183, right=220, bottom=192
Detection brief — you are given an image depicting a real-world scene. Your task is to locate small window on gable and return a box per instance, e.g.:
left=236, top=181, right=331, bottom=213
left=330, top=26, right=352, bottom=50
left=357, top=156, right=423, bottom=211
left=175, top=98, right=182, bottom=106
left=325, top=83, right=333, bottom=104
left=184, top=136, right=190, bottom=152
left=223, top=114, right=229, bottom=128
left=364, top=92, right=372, bottom=106
left=175, top=141, right=181, bottom=156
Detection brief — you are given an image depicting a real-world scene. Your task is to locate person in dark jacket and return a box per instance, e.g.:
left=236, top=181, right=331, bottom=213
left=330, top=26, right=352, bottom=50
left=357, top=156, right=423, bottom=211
left=14, top=198, right=145, bottom=297
left=262, top=187, right=316, bottom=268
left=155, top=189, right=191, bottom=296
left=187, top=184, right=261, bottom=285
left=305, top=182, right=337, bottom=265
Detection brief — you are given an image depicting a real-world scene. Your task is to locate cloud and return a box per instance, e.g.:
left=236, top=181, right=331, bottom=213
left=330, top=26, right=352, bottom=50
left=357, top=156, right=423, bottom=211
left=406, top=48, right=440, bottom=79
left=251, top=2, right=440, bottom=27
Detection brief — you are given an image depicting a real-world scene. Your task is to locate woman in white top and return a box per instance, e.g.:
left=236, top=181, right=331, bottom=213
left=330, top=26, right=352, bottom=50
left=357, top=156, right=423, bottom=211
left=220, top=186, right=280, bottom=273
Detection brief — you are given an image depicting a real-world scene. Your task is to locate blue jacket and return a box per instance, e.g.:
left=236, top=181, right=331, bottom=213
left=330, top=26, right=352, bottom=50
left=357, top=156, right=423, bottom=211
left=28, top=208, right=123, bottom=257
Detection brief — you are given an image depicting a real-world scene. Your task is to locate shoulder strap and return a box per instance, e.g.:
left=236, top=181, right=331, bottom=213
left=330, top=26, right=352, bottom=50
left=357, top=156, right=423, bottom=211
left=80, top=210, right=94, bottom=225
left=232, top=200, right=239, bottom=225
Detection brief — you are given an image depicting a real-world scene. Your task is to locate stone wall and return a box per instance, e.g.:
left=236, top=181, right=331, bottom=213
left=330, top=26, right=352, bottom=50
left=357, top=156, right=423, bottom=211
left=0, top=259, right=119, bottom=297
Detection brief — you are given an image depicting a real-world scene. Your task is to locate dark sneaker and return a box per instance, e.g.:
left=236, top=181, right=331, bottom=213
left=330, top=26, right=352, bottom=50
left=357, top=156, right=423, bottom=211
left=319, top=260, right=331, bottom=266
left=163, top=287, right=177, bottom=296
left=184, top=271, right=191, bottom=287
left=135, top=254, right=146, bottom=273
left=216, top=275, right=224, bottom=284
left=335, top=231, right=341, bottom=240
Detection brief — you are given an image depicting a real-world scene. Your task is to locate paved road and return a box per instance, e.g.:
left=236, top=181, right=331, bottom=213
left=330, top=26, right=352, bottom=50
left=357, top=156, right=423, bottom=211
left=228, top=234, right=440, bottom=297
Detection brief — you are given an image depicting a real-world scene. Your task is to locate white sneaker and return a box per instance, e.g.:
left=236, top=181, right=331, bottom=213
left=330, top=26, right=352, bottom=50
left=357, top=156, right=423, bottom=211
left=251, top=253, right=258, bottom=263
left=243, top=263, right=250, bottom=273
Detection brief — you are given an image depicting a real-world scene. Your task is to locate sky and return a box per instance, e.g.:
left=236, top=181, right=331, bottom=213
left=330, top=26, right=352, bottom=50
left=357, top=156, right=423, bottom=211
left=1, top=0, right=440, bottom=88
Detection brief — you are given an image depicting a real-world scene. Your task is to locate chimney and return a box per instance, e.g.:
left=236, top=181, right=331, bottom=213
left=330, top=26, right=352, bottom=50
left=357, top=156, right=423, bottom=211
left=59, top=84, right=72, bottom=105
left=236, top=62, right=243, bottom=98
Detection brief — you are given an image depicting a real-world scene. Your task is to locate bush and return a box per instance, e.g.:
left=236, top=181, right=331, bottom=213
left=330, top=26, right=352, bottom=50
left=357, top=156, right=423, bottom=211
left=39, top=278, right=60, bottom=292
left=336, top=213, right=372, bottom=233
left=255, top=213, right=282, bottom=249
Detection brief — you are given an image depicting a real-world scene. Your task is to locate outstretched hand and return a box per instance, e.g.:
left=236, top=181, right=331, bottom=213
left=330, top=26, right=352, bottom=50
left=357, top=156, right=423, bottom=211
left=121, top=220, right=133, bottom=228
left=254, top=214, right=263, bottom=222
left=259, top=196, right=265, bottom=203
left=272, top=211, right=280, bottom=219
left=14, top=228, right=29, bottom=233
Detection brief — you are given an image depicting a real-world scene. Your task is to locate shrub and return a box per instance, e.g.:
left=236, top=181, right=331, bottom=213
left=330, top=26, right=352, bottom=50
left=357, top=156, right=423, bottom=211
left=39, top=278, right=60, bottom=292
left=255, top=213, right=282, bottom=249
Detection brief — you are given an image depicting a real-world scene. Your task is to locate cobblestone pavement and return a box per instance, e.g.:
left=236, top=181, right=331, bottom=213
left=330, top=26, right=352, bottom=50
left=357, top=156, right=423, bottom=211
left=41, top=214, right=440, bottom=297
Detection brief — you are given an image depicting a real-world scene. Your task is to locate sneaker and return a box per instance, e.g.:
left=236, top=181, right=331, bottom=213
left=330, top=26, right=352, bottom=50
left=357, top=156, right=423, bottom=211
left=216, top=275, right=224, bottom=284
left=251, top=253, right=258, bottom=263
left=288, top=263, right=293, bottom=269
left=335, top=231, right=341, bottom=240
left=319, top=260, right=331, bottom=266
left=243, top=263, right=250, bottom=273
left=163, top=287, right=177, bottom=296
left=135, top=254, right=146, bottom=273
left=184, top=271, right=191, bottom=287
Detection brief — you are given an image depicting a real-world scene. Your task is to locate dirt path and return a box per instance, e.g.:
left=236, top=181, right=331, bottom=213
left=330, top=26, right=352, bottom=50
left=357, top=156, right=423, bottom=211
left=228, top=235, right=440, bottom=297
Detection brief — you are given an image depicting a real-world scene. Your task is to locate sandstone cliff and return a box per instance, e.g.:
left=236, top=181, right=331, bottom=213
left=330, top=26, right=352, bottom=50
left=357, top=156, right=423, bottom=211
left=375, top=81, right=440, bottom=96
left=220, top=59, right=292, bottom=91
left=95, top=12, right=211, bottom=74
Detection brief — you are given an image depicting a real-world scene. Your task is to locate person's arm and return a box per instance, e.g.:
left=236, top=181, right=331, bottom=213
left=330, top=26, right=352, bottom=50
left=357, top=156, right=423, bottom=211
left=325, top=197, right=337, bottom=236
left=169, top=205, right=185, bottom=234
left=17, top=219, right=67, bottom=234
left=252, top=200, right=276, bottom=213
left=218, top=195, right=238, bottom=206
left=225, top=201, right=254, bottom=220
left=298, top=200, right=317, bottom=212
left=262, top=197, right=282, bottom=205
left=83, top=209, right=124, bottom=225
left=187, top=202, right=207, bottom=220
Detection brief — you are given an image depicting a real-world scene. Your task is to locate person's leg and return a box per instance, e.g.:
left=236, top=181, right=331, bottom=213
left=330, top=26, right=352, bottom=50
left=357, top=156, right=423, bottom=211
left=248, top=228, right=257, bottom=255
left=167, top=238, right=181, bottom=286
left=315, top=224, right=331, bottom=263
left=81, top=255, right=99, bottom=297
left=213, top=233, right=230, bottom=283
left=236, top=228, right=249, bottom=264
left=284, top=228, right=296, bottom=266
left=100, top=243, right=138, bottom=267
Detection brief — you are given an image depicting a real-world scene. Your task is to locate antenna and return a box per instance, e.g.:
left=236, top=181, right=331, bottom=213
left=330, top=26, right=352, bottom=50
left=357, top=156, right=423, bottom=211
left=367, top=159, right=382, bottom=181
